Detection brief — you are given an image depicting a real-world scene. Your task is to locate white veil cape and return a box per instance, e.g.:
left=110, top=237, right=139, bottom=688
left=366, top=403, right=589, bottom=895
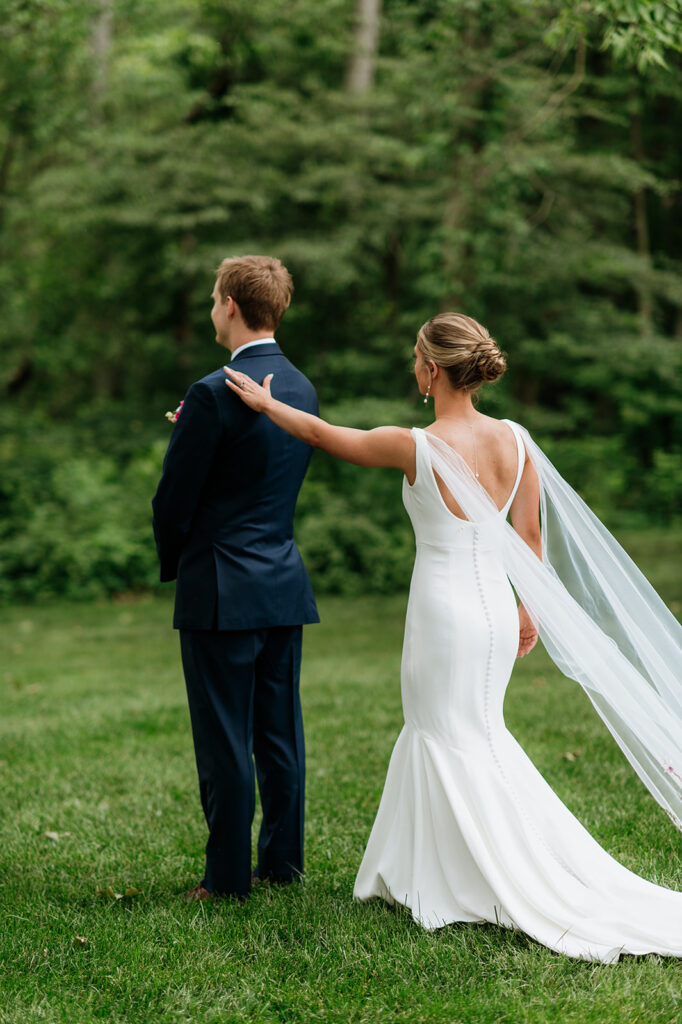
left=425, top=422, right=682, bottom=830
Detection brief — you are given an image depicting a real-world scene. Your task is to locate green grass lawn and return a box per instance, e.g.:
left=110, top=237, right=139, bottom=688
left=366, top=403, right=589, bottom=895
left=1, top=532, right=681, bottom=1023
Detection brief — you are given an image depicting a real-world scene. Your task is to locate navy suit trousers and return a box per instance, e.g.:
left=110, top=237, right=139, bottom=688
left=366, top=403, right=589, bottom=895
left=180, top=626, right=305, bottom=898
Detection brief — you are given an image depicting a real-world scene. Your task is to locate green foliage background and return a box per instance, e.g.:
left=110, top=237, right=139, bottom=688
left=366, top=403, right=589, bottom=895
left=1, top=0, right=681, bottom=600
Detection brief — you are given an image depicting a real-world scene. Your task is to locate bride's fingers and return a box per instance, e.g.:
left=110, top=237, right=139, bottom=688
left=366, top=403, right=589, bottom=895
left=223, top=366, right=269, bottom=393
left=222, top=366, right=273, bottom=411
left=224, top=366, right=246, bottom=385
left=224, top=375, right=256, bottom=405
left=224, top=366, right=255, bottom=397
left=517, top=628, right=538, bottom=657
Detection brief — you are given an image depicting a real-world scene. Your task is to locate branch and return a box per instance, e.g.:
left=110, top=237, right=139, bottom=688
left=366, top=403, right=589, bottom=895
left=515, top=37, right=587, bottom=142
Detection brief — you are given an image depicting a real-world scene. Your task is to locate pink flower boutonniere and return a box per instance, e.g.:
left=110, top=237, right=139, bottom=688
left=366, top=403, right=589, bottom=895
left=165, top=400, right=184, bottom=424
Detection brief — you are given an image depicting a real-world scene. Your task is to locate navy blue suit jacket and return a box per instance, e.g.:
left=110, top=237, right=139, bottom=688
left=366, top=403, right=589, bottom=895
left=152, top=342, right=319, bottom=630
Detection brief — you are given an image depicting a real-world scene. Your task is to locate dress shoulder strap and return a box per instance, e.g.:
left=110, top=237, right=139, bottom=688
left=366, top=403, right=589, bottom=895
left=409, top=426, right=433, bottom=483
left=501, top=419, right=526, bottom=513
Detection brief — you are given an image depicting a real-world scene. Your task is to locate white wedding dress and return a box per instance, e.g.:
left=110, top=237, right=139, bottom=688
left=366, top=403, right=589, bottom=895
left=353, top=420, right=682, bottom=963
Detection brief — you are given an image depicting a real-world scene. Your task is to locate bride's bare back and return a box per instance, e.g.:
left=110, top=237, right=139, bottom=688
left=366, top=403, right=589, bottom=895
left=425, top=414, right=522, bottom=519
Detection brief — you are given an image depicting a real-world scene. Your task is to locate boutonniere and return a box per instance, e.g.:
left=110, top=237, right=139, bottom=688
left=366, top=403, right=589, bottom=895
left=165, top=400, right=184, bottom=424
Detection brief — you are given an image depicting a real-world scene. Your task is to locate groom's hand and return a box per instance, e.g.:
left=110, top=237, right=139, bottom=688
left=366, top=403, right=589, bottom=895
left=517, top=604, right=538, bottom=658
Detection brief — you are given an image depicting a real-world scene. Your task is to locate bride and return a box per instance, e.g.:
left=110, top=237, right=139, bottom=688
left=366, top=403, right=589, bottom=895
left=224, top=312, right=682, bottom=963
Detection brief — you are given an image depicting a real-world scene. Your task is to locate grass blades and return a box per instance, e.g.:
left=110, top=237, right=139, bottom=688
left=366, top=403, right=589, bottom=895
left=1, top=544, right=681, bottom=1022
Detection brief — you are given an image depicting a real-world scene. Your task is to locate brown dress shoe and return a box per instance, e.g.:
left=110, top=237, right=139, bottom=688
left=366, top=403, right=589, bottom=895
left=184, top=884, right=213, bottom=901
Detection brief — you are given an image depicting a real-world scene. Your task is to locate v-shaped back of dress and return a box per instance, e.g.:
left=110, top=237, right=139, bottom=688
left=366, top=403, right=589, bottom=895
left=402, top=418, right=525, bottom=550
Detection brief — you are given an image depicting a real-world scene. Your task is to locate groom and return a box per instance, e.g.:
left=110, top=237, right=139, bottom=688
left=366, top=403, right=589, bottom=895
left=152, top=255, right=319, bottom=901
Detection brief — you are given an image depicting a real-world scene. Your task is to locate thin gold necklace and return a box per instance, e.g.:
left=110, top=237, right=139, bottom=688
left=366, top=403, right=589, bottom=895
left=435, top=415, right=479, bottom=478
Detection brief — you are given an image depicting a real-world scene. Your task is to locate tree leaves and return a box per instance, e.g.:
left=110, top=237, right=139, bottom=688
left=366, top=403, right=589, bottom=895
left=0, top=0, right=680, bottom=601
left=547, top=0, right=682, bottom=70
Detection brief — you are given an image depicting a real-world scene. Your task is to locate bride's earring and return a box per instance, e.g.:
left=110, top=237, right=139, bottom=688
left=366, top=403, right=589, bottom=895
left=423, top=383, right=431, bottom=405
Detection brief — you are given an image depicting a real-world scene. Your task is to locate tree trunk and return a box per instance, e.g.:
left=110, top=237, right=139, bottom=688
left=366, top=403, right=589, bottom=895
left=91, top=0, right=113, bottom=106
left=346, top=0, right=382, bottom=93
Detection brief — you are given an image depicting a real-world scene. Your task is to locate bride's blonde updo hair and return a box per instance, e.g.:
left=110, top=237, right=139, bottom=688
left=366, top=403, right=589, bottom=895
left=416, top=313, right=506, bottom=392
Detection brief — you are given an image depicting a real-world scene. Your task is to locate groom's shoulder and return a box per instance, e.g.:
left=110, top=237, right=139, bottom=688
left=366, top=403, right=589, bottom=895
left=280, top=353, right=315, bottom=387
left=239, top=349, right=317, bottom=398
left=177, top=369, right=233, bottom=423
left=198, top=366, right=228, bottom=385
left=188, top=367, right=230, bottom=397
left=279, top=355, right=318, bottom=407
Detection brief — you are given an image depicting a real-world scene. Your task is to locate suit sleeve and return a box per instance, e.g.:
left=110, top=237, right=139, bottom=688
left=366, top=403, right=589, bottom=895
left=152, top=381, right=221, bottom=582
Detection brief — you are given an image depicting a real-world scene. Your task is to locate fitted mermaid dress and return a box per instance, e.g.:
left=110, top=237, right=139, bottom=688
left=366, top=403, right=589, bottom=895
left=353, top=420, right=682, bottom=963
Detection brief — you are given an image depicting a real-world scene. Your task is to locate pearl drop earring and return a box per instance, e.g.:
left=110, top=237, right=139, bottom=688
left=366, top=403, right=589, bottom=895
left=424, top=382, right=431, bottom=405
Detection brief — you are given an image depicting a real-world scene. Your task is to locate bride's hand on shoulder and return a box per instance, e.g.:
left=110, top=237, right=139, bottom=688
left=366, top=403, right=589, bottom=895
left=517, top=603, right=538, bottom=658
left=224, top=366, right=273, bottom=413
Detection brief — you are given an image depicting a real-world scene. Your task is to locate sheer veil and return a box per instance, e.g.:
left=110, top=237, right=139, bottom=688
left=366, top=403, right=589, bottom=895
left=425, top=421, right=682, bottom=830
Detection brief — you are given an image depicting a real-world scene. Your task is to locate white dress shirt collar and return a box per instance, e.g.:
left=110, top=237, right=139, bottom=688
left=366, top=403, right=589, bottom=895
left=230, top=338, right=277, bottom=361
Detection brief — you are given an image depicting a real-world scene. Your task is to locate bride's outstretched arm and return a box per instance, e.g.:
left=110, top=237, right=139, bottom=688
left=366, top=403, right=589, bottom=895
left=224, top=366, right=414, bottom=474
left=510, top=454, right=542, bottom=561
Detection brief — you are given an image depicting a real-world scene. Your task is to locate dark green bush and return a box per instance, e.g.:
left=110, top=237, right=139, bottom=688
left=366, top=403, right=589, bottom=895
left=1, top=398, right=678, bottom=604
left=0, top=416, right=162, bottom=602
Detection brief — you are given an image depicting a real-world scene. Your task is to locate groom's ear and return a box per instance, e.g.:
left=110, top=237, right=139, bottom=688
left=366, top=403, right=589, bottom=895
left=226, top=296, right=243, bottom=322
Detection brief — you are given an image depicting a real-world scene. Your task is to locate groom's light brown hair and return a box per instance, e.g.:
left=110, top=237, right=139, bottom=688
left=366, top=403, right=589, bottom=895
left=215, top=255, right=293, bottom=332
